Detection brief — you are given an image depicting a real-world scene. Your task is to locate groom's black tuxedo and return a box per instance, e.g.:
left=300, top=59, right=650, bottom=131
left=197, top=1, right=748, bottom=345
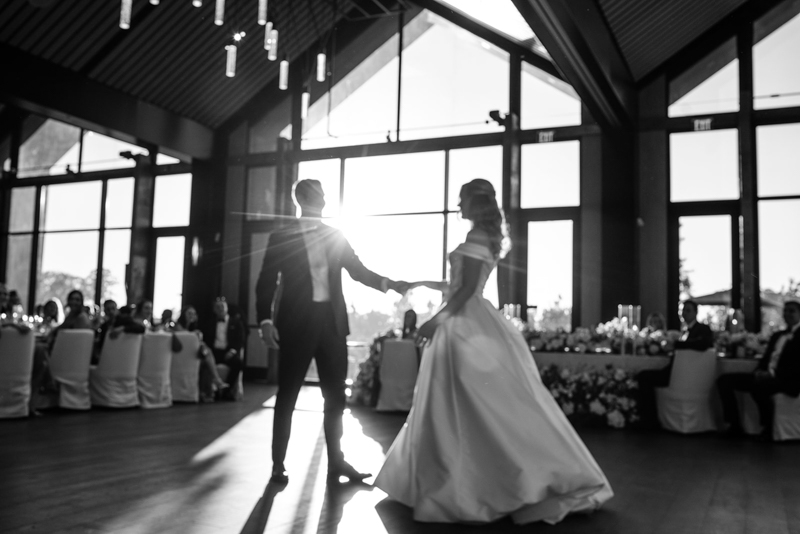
left=255, top=220, right=387, bottom=467
left=255, top=221, right=385, bottom=339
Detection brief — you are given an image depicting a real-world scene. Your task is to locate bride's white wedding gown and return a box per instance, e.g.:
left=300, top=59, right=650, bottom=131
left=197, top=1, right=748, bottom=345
left=374, top=242, right=613, bottom=525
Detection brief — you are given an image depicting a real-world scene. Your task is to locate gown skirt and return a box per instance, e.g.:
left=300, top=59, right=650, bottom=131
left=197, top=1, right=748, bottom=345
left=374, top=292, right=613, bottom=525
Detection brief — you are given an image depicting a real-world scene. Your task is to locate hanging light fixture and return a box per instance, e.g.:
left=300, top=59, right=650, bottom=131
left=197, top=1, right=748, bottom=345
left=193, top=0, right=202, bottom=6
left=264, top=21, right=273, bottom=50
left=279, top=58, right=289, bottom=90
left=316, top=52, right=326, bottom=83
left=268, top=28, right=279, bottom=61
left=258, top=0, right=268, bottom=26
left=226, top=44, right=237, bottom=77
left=215, top=0, right=225, bottom=26
left=149, top=0, right=159, bottom=5
left=301, top=90, right=310, bottom=119
left=119, top=0, right=132, bottom=29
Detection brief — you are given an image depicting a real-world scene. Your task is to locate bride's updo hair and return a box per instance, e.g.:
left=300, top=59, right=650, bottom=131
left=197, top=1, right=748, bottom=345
left=460, top=179, right=511, bottom=259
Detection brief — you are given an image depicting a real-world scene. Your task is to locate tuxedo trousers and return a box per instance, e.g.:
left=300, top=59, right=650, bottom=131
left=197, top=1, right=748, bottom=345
left=272, top=302, right=348, bottom=468
left=717, top=372, right=785, bottom=431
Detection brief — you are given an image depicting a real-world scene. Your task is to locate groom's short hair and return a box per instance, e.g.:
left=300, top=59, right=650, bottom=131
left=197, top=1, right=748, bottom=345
left=293, top=179, right=323, bottom=208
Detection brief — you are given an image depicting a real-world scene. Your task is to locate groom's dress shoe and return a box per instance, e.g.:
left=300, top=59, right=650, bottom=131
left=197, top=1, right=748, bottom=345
left=327, top=462, right=371, bottom=483
left=270, top=468, right=289, bottom=485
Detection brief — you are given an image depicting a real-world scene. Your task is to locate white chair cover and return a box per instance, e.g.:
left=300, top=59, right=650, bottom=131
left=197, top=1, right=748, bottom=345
left=376, top=339, right=419, bottom=412
left=137, top=333, right=173, bottom=408
left=49, top=330, right=95, bottom=410
left=170, top=332, right=201, bottom=403
left=90, top=333, right=142, bottom=408
left=656, top=349, right=719, bottom=433
left=0, top=329, right=36, bottom=418
left=773, top=394, right=800, bottom=441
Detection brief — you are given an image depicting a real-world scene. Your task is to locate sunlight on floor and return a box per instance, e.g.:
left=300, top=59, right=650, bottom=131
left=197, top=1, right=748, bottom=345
left=97, top=387, right=394, bottom=533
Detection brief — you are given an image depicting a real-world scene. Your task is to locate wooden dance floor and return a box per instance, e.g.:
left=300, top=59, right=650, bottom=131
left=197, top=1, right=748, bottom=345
left=1, top=382, right=799, bottom=534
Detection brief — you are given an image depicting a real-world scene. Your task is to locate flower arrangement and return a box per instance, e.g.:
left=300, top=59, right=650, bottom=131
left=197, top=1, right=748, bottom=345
left=538, top=363, right=640, bottom=428
left=350, top=329, right=398, bottom=407
left=518, top=316, right=767, bottom=359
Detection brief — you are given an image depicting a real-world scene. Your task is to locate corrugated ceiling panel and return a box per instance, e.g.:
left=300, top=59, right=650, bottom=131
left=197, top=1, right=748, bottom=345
left=598, top=0, right=746, bottom=80
left=1, top=0, right=407, bottom=128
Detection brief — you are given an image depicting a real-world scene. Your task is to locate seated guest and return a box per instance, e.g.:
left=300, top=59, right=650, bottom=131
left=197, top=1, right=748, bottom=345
left=644, top=312, right=667, bottom=332
left=158, top=309, right=175, bottom=331
left=201, top=297, right=245, bottom=400
left=634, top=300, right=715, bottom=428
left=42, top=298, right=65, bottom=334
left=8, top=290, right=24, bottom=316
left=673, top=300, right=714, bottom=351
left=175, top=305, right=228, bottom=398
left=97, top=305, right=147, bottom=356
left=401, top=309, right=418, bottom=340
left=717, top=300, right=800, bottom=439
left=94, top=300, right=119, bottom=363
left=132, top=300, right=154, bottom=329
left=53, top=290, right=93, bottom=335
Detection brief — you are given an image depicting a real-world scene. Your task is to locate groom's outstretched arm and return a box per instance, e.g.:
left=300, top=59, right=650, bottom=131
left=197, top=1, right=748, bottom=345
left=335, top=231, right=407, bottom=294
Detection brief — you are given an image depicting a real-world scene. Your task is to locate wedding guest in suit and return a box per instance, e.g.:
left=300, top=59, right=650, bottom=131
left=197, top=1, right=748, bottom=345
left=256, top=178, right=408, bottom=485
left=634, top=300, right=715, bottom=428
left=201, top=297, right=245, bottom=400
left=673, top=300, right=714, bottom=351
left=717, top=300, right=800, bottom=440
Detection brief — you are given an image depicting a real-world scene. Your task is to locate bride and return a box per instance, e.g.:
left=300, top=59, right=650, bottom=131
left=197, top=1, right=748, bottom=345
left=374, top=179, right=613, bottom=525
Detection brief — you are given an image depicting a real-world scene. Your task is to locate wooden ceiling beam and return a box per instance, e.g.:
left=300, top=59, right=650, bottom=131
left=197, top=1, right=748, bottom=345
left=0, top=43, right=214, bottom=161
left=512, top=0, right=635, bottom=130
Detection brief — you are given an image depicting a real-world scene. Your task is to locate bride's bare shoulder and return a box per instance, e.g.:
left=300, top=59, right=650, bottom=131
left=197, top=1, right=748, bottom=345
left=465, top=229, right=491, bottom=246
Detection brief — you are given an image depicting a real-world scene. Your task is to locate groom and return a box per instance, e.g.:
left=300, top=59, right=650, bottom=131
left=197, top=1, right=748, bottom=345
left=256, top=179, right=408, bottom=484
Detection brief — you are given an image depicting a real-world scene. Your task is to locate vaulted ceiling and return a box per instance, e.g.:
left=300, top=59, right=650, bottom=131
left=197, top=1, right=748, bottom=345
left=0, top=0, right=787, bottom=156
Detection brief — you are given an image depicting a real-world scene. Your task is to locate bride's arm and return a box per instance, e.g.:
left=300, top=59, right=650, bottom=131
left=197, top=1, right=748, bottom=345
left=409, top=280, right=449, bottom=293
left=416, top=256, right=481, bottom=340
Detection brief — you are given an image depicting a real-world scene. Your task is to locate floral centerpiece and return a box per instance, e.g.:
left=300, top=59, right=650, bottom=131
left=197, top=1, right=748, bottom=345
left=538, top=363, right=640, bottom=428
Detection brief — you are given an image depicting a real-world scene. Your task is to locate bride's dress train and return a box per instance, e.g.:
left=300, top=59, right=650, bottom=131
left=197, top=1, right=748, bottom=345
left=374, top=242, right=613, bottom=525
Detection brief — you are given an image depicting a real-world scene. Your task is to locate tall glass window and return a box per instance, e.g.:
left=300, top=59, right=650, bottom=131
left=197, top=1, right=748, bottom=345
left=400, top=11, right=509, bottom=140
left=758, top=200, right=800, bottom=329
left=153, top=173, right=192, bottom=228
left=18, top=117, right=81, bottom=178
left=521, top=63, right=581, bottom=130
left=447, top=146, right=503, bottom=211
left=521, top=141, right=580, bottom=208
left=246, top=167, right=279, bottom=221
left=756, top=124, right=800, bottom=198
left=528, top=220, right=573, bottom=330
left=668, top=40, right=739, bottom=118
left=153, top=236, right=186, bottom=317
left=670, top=130, right=739, bottom=202
left=754, top=11, right=800, bottom=110
left=678, top=215, right=732, bottom=327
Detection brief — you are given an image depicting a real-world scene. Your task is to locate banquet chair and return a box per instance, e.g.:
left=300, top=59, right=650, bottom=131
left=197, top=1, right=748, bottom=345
left=655, top=349, right=719, bottom=433
left=137, top=332, right=173, bottom=409
left=0, top=329, right=36, bottom=418
left=376, top=339, right=419, bottom=412
left=736, top=391, right=800, bottom=441
left=90, top=333, right=142, bottom=408
left=170, top=332, right=201, bottom=403
left=49, top=330, right=96, bottom=410
left=772, top=394, right=800, bottom=441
